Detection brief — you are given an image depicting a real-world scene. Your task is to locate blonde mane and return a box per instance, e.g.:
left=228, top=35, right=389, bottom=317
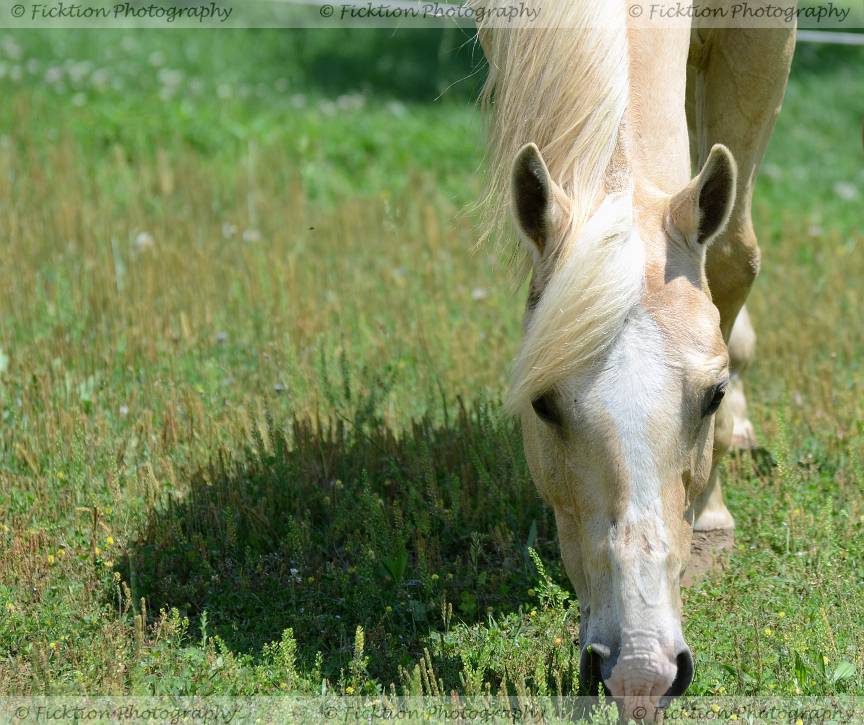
left=472, top=0, right=646, bottom=415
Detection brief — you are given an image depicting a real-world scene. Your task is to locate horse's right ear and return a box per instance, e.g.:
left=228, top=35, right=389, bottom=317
left=510, top=143, right=568, bottom=264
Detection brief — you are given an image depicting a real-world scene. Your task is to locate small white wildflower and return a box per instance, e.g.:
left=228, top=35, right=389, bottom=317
left=761, top=163, right=781, bottom=180
left=135, top=232, right=155, bottom=251
left=90, top=68, right=110, bottom=89
left=833, top=182, right=860, bottom=201
left=1, top=38, right=23, bottom=61
left=337, top=93, right=365, bottom=112
left=157, top=68, right=183, bottom=88
left=44, top=67, right=63, bottom=84
left=67, top=61, right=93, bottom=85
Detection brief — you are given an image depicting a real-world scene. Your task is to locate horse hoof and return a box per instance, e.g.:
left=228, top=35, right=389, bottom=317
left=730, top=419, right=756, bottom=450
left=683, top=528, right=735, bottom=588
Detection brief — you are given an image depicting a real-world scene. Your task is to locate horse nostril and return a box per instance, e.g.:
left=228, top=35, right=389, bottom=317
left=579, top=644, right=612, bottom=696
left=663, top=647, right=695, bottom=701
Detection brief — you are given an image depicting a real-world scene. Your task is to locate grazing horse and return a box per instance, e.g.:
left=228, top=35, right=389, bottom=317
left=473, top=0, right=794, bottom=717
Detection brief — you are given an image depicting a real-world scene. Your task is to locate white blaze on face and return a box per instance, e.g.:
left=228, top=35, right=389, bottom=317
left=595, top=304, right=680, bottom=697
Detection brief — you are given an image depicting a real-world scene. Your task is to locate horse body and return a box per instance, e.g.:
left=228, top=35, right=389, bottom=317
left=474, top=0, right=794, bottom=716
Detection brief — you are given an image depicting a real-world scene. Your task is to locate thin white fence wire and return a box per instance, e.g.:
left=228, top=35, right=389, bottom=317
left=797, top=29, right=864, bottom=44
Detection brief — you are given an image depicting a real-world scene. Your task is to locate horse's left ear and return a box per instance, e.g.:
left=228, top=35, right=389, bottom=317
left=510, top=143, right=568, bottom=264
left=667, top=144, right=737, bottom=249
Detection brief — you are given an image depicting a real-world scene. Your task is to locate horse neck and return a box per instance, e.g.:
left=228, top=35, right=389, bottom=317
left=626, top=19, right=693, bottom=197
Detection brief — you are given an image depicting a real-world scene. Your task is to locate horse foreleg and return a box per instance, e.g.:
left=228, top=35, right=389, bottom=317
left=685, top=25, right=795, bottom=567
left=727, top=304, right=757, bottom=450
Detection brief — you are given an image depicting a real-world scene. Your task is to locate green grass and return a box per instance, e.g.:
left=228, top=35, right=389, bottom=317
left=0, top=29, right=863, bottom=701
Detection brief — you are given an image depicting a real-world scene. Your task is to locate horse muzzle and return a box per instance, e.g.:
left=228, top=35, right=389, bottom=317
left=579, top=639, right=694, bottom=711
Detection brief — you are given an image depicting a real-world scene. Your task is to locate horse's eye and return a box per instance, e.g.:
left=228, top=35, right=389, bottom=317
left=532, top=393, right=561, bottom=426
left=705, top=380, right=729, bottom=416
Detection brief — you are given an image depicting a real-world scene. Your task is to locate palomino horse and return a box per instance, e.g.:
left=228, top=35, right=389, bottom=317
left=472, top=0, right=794, bottom=717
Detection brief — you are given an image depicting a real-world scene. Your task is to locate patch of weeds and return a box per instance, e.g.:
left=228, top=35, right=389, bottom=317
left=121, top=402, right=563, bottom=691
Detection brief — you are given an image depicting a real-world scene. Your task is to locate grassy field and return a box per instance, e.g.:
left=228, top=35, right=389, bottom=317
left=1, top=29, right=863, bottom=703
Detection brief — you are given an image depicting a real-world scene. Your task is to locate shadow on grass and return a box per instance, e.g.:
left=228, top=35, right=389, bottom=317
left=121, top=400, right=562, bottom=689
